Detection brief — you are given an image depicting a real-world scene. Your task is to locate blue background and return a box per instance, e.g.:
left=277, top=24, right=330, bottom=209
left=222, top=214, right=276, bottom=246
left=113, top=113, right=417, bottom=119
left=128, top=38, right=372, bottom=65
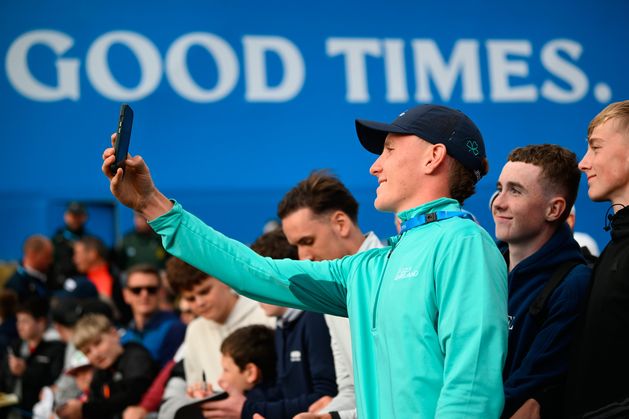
left=1, top=0, right=627, bottom=260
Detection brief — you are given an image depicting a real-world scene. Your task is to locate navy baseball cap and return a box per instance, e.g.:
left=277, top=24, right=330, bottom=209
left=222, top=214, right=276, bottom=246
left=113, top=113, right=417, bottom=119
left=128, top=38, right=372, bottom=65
left=355, top=104, right=486, bottom=182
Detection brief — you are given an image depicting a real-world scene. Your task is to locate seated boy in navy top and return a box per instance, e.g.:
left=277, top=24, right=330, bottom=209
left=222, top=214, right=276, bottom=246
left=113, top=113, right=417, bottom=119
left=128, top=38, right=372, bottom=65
left=218, top=325, right=278, bottom=403
left=199, top=230, right=337, bottom=419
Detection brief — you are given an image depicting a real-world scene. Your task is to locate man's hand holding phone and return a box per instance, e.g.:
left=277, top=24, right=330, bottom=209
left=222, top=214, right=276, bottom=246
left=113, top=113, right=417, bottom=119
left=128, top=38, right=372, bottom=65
left=102, top=105, right=173, bottom=220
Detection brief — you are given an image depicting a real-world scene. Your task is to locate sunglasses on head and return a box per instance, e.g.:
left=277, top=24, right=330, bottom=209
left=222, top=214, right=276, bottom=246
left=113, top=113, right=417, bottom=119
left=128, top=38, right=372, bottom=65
left=128, top=285, right=159, bottom=295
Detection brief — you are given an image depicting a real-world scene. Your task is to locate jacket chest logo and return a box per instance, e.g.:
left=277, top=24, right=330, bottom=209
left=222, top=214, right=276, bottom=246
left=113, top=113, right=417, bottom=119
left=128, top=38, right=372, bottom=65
left=290, top=350, right=302, bottom=362
left=394, top=266, right=419, bottom=281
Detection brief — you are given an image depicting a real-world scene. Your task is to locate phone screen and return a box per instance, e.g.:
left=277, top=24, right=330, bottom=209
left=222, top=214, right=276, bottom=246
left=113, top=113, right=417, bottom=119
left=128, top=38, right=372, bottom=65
left=111, top=104, right=134, bottom=173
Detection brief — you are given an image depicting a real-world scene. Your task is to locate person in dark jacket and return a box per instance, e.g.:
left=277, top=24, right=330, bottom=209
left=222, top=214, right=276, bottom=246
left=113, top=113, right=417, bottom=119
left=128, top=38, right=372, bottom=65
left=115, top=212, right=168, bottom=271
left=0, top=297, right=65, bottom=419
left=56, top=313, right=156, bottom=419
left=5, top=235, right=53, bottom=302
left=492, top=144, right=591, bottom=418
left=51, top=202, right=90, bottom=290
left=218, top=325, right=278, bottom=406
left=564, top=100, right=629, bottom=418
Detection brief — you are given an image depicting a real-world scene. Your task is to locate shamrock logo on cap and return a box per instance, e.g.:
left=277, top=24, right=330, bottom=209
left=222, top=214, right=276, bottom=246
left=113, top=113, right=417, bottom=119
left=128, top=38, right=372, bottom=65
left=466, top=140, right=480, bottom=156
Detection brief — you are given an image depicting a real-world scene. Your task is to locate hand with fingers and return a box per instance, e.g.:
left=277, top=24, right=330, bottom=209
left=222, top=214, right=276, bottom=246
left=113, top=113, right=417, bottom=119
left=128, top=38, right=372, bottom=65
left=102, top=133, right=172, bottom=220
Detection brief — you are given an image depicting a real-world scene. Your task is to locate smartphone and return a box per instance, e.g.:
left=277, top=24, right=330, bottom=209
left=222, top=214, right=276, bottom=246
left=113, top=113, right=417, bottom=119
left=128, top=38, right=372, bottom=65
left=111, top=104, right=134, bottom=173
left=174, top=392, right=228, bottom=419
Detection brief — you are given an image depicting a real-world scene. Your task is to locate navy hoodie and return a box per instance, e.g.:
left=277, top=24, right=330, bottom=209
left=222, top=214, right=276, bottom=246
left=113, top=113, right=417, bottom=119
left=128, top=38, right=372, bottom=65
left=501, top=223, right=591, bottom=417
left=242, top=310, right=337, bottom=419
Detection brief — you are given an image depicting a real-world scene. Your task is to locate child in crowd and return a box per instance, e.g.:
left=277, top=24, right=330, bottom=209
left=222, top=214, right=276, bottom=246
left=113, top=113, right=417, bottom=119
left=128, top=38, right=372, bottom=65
left=0, top=297, right=65, bottom=419
left=56, top=314, right=156, bottom=419
left=241, top=230, right=338, bottom=419
left=218, top=324, right=277, bottom=401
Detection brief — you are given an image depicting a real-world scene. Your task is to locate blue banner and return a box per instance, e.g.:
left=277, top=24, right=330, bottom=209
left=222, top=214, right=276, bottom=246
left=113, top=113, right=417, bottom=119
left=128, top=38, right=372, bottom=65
left=1, top=0, right=627, bottom=259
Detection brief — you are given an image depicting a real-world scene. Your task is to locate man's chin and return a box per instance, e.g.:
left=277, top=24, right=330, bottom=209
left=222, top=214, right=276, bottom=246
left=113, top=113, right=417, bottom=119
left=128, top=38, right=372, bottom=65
left=373, top=198, right=394, bottom=213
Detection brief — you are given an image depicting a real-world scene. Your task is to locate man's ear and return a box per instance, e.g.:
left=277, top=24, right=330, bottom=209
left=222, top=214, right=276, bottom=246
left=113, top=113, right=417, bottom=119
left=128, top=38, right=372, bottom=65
left=329, top=210, right=352, bottom=238
left=424, top=143, right=448, bottom=175
left=546, top=196, right=567, bottom=223
left=244, top=362, right=260, bottom=384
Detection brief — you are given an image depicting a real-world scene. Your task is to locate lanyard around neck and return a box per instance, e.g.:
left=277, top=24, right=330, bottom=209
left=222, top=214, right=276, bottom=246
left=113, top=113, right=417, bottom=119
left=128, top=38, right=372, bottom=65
left=399, top=210, right=475, bottom=235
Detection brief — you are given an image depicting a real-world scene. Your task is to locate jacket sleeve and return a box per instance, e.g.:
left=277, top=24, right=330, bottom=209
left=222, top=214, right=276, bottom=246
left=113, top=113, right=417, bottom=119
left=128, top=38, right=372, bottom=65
left=242, top=314, right=338, bottom=419
left=434, top=231, right=508, bottom=417
left=503, top=264, right=592, bottom=417
left=149, top=202, right=358, bottom=317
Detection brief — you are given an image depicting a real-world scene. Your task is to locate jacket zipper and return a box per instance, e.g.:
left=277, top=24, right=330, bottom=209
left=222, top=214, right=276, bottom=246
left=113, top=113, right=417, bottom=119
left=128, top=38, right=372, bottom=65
left=371, top=233, right=404, bottom=330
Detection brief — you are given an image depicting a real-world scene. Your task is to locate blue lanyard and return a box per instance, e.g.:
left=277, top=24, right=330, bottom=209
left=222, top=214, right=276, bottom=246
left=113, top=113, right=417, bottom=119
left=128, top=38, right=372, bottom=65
left=399, top=210, right=475, bottom=235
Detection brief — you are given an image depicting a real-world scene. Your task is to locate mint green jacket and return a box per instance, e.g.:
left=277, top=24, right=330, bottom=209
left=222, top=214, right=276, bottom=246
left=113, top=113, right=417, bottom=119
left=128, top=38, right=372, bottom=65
left=150, top=197, right=508, bottom=418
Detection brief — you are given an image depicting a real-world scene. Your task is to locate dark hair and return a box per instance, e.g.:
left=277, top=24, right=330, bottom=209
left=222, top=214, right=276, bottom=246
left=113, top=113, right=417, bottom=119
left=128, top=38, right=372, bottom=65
left=277, top=170, right=359, bottom=223
left=448, top=157, right=489, bottom=205
left=507, top=144, right=580, bottom=224
left=77, top=236, right=109, bottom=260
left=165, top=257, right=210, bottom=294
left=250, top=230, right=298, bottom=260
left=16, top=297, right=49, bottom=320
left=123, top=264, right=161, bottom=288
left=221, top=325, right=276, bottom=384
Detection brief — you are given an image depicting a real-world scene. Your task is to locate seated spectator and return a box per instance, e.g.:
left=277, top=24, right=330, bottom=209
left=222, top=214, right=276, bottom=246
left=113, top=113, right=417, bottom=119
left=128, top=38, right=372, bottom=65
left=51, top=202, right=90, bottom=290
left=33, top=350, right=94, bottom=419
left=49, top=297, right=114, bottom=409
left=156, top=257, right=274, bottom=419
left=63, top=350, right=94, bottom=403
left=120, top=264, right=186, bottom=367
left=57, top=314, right=157, bottom=419
left=116, top=212, right=168, bottom=271
left=177, top=297, right=196, bottom=326
left=218, top=325, right=277, bottom=402
left=73, top=236, right=115, bottom=300
left=5, top=235, right=53, bottom=302
left=241, top=230, right=337, bottom=419
left=72, top=236, right=130, bottom=324
left=0, top=297, right=65, bottom=418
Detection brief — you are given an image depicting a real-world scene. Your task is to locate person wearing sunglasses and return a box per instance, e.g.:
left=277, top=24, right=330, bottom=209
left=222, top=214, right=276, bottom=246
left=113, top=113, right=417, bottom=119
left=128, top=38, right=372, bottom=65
left=120, top=264, right=187, bottom=368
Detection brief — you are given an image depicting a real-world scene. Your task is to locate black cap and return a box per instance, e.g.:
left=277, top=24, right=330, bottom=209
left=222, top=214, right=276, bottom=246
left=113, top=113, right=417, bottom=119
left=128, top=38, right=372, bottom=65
left=356, top=104, right=486, bottom=182
left=66, top=201, right=87, bottom=215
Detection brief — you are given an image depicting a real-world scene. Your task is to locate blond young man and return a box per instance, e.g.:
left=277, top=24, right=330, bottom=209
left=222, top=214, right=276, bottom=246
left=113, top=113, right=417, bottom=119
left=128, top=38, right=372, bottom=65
left=564, top=100, right=629, bottom=417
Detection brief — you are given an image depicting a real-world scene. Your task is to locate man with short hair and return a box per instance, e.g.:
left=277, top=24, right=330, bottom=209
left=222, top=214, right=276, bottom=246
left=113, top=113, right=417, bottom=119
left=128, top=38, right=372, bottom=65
left=102, top=104, right=508, bottom=418
left=5, top=235, right=53, bottom=302
left=564, top=100, right=629, bottom=417
left=73, top=235, right=130, bottom=323
left=120, top=264, right=186, bottom=367
left=491, top=144, right=591, bottom=418
left=277, top=171, right=382, bottom=419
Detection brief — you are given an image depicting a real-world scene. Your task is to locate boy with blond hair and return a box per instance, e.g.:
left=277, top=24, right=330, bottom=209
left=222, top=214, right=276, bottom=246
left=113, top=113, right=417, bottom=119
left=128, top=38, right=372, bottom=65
left=56, top=314, right=156, bottom=419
